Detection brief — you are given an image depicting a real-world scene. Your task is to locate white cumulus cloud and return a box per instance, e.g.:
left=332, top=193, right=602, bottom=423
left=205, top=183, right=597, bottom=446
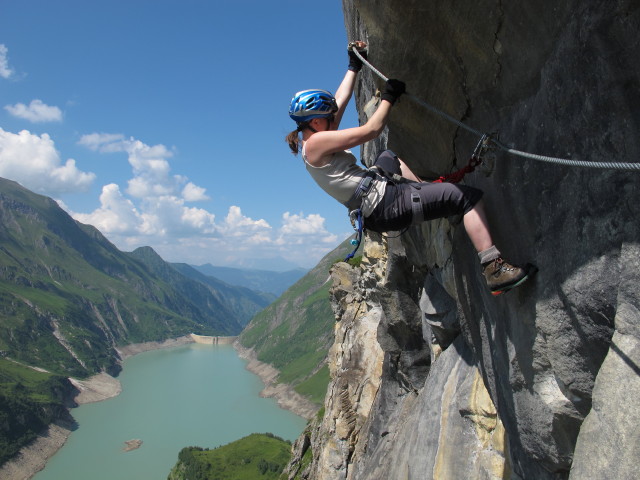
left=75, top=133, right=219, bottom=240
left=77, top=133, right=126, bottom=152
left=71, top=132, right=342, bottom=268
left=0, top=44, right=14, bottom=79
left=276, top=212, right=339, bottom=248
left=73, top=184, right=142, bottom=234
left=78, top=132, right=208, bottom=203
left=219, top=206, right=271, bottom=236
left=5, top=99, right=63, bottom=123
left=281, top=212, right=330, bottom=235
left=182, top=182, right=209, bottom=201
left=140, top=195, right=216, bottom=236
left=0, top=128, right=95, bottom=194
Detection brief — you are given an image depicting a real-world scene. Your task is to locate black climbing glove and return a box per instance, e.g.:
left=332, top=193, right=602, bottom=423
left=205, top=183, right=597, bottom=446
left=381, top=79, right=406, bottom=105
left=348, top=45, right=367, bottom=72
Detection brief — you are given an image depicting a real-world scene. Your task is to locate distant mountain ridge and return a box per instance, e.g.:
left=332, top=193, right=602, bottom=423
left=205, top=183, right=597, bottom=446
left=192, top=264, right=308, bottom=296
left=170, top=263, right=275, bottom=326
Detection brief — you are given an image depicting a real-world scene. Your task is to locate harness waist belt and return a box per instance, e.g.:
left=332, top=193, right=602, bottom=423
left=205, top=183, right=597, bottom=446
left=344, top=170, right=378, bottom=210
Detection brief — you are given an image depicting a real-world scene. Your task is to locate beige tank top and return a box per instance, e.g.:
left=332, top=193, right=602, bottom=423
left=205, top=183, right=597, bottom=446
left=302, top=147, right=386, bottom=216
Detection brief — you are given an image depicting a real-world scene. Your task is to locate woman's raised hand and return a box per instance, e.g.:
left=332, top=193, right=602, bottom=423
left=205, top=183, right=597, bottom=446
left=381, top=79, right=406, bottom=105
left=347, top=41, right=368, bottom=72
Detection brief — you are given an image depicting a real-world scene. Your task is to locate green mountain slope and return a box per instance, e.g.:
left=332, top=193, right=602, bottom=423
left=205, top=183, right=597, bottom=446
left=168, top=433, right=292, bottom=480
left=0, top=358, right=72, bottom=464
left=238, top=238, right=354, bottom=405
left=0, top=177, right=246, bottom=378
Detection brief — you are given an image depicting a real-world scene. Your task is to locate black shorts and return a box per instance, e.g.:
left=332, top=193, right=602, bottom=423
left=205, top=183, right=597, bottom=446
left=364, top=150, right=483, bottom=232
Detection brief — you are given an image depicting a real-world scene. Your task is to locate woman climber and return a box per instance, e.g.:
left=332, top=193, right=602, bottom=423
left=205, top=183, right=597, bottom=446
left=285, top=42, right=534, bottom=295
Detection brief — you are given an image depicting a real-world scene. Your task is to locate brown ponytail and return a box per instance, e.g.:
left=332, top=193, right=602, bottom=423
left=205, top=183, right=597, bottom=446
left=285, top=122, right=311, bottom=155
left=285, top=129, right=301, bottom=155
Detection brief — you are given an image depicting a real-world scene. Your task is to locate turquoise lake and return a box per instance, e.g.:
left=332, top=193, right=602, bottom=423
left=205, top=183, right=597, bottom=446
left=33, top=343, right=307, bottom=480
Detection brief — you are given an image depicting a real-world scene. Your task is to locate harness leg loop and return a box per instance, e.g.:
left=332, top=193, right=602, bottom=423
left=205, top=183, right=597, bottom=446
left=411, top=192, right=424, bottom=225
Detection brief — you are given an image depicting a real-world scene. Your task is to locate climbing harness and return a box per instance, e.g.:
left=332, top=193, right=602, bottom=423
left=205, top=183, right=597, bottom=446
left=345, top=170, right=378, bottom=210
left=343, top=170, right=381, bottom=260
left=345, top=208, right=364, bottom=262
left=342, top=136, right=488, bottom=261
left=349, top=45, right=640, bottom=172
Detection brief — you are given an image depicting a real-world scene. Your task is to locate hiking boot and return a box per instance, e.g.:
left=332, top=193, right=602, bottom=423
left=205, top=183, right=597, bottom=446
left=482, top=257, right=533, bottom=295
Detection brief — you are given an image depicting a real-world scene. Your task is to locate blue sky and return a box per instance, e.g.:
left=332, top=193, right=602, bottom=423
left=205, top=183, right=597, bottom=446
left=0, top=0, right=360, bottom=270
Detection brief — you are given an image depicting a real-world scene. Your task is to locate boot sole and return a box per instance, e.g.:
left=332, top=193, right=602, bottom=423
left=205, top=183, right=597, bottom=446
left=491, top=264, right=538, bottom=296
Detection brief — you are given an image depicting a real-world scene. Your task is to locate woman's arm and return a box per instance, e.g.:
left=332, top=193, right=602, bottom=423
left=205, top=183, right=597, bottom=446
left=331, top=41, right=367, bottom=128
left=305, top=79, right=405, bottom=166
left=305, top=100, right=393, bottom=166
left=331, top=69, right=358, bottom=129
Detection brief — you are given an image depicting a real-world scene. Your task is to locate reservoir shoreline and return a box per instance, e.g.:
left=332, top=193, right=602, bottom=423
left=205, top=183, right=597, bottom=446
left=0, top=334, right=311, bottom=480
left=0, top=334, right=246, bottom=480
left=233, top=341, right=319, bottom=420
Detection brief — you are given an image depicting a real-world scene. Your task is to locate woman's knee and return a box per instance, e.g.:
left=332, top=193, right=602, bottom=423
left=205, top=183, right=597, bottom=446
left=374, top=150, right=401, bottom=174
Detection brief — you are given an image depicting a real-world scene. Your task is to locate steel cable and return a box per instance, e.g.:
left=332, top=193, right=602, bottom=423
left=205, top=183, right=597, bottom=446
left=351, top=47, right=640, bottom=171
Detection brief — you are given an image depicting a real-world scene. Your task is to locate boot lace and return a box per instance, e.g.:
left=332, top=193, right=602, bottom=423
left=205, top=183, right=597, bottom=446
left=492, top=258, right=517, bottom=274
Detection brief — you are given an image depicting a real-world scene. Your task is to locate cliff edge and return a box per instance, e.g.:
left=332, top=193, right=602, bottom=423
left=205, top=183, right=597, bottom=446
left=286, top=1, right=640, bottom=479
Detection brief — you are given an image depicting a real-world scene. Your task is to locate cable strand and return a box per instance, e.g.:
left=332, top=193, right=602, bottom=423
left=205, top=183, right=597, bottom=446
left=351, top=48, right=640, bottom=171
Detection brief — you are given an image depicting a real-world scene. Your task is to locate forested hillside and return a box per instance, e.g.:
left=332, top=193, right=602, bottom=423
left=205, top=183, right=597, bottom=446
left=168, top=433, right=292, bottom=480
left=238, top=239, right=354, bottom=405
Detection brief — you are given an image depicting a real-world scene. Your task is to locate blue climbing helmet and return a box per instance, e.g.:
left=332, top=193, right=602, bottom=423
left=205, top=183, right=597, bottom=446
left=289, top=89, right=338, bottom=123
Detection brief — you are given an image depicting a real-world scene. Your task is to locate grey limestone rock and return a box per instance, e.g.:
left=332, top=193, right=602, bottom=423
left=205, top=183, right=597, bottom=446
left=287, top=1, right=640, bottom=479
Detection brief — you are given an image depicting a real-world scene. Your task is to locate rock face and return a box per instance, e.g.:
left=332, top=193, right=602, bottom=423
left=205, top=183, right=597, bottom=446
left=286, top=1, right=640, bottom=479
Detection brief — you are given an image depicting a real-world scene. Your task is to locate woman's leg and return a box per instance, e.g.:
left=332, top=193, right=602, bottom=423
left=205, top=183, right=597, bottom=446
left=463, top=199, right=493, bottom=253
left=407, top=183, right=532, bottom=294
left=373, top=150, right=423, bottom=182
left=398, top=158, right=423, bottom=183
left=409, top=181, right=490, bottom=252
left=464, top=199, right=532, bottom=294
